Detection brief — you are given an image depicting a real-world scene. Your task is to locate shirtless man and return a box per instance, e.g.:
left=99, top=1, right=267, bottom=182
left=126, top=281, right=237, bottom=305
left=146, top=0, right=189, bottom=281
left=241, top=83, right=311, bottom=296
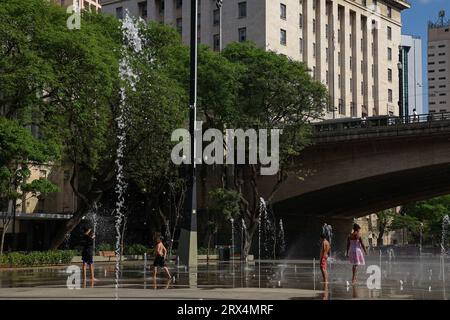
left=320, top=233, right=331, bottom=283
left=153, top=236, right=171, bottom=279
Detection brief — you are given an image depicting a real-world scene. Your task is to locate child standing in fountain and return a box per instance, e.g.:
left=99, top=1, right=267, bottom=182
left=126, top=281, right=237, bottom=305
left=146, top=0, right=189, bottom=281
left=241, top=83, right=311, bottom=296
left=153, top=236, right=172, bottom=280
left=346, top=223, right=368, bottom=284
left=81, top=227, right=96, bottom=282
left=320, top=233, right=331, bottom=283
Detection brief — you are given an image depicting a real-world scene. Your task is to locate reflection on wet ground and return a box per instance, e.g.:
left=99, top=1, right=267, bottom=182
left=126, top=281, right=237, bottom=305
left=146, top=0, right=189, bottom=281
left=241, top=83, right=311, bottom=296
left=0, top=256, right=449, bottom=299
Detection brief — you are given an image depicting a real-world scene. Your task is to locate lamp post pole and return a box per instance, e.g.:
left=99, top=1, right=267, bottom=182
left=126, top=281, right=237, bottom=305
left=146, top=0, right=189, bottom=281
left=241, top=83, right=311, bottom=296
left=178, top=0, right=198, bottom=269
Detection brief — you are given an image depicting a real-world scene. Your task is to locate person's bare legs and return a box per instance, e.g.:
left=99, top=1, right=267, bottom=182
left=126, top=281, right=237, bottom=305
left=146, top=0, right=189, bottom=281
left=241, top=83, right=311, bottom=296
left=89, top=263, right=97, bottom=281
left=352, top=265, right=358, bottom=284
left=321, top=268, right=328, bottom=283
left=153, top=266, right=158, bottom=279
left=82, top=262, right=87, bottom=283
left=163, top=266, right=171, bottom=279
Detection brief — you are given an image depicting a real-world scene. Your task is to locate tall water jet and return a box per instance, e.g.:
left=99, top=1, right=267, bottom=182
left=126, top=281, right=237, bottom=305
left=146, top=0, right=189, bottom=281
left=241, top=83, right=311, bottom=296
left=441, top=215, right=449, bottom=255
left=114, top=11, right=143, bottom=297
left=258, top=198, right=264, bottom=288
left=440, top=215, right=449, bottom=284
left=278, top=219, right=286, bottom=257
left=260, top=197, right=275, bottom=259
left=241, top=218, right=246, bottom=262
left=230, top=218, right=235, bottom=268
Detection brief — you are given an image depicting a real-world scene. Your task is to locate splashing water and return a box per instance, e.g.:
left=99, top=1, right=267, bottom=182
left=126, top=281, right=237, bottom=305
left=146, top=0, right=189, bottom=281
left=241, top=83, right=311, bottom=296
left=114, top=11, right=143, bottom=297
left=278, top=219, right=286, bottom=256
left=260, top=197, right=275, bottom=259
left=230, top=218, right=235, bottom=266
left=441, top=215, right=449, bottom=255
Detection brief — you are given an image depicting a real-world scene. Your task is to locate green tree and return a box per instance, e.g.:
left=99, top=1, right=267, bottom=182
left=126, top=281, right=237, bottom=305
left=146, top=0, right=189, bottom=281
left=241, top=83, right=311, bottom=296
left=208, top=188, right=241, bottom=259
left=401, top=196, right=450, bottom=245
left=200, top=42, right=327, bottom=257
left=0, top=0, right=188, bottom=248
left=0, top=118, right=58, bottom=255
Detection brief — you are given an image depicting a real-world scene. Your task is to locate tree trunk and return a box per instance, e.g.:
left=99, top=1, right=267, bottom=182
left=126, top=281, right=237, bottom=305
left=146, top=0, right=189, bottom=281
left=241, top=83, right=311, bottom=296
left=0, top=200, right=14, bottom=256
left=243, top=223, right=258, bottom=258
left=49, top=203, right=88, bottom=249
left=0, top=227, right=7, bottom=257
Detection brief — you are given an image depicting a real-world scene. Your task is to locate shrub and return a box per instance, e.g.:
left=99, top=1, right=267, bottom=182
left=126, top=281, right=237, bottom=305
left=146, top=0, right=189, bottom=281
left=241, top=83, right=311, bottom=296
left=95, top=243, right=114, bottom=255
left=0, top=250, right=76, bottom=267
left=198, top=247, right=218, bottom=255
left=124, top=244, right=148, bottom=255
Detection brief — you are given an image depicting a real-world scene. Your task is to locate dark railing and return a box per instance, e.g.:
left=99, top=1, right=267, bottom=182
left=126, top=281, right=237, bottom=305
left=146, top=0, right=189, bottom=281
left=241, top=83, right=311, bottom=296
left=313, top=112, right=450, bottom=134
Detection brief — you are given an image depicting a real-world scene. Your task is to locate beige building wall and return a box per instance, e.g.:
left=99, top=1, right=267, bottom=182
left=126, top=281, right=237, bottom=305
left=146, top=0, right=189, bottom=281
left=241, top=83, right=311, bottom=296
left=428, top=25, right=450, bottom=113
left=52, top=0, right=102, bottom=11
left=100, top=0, right=410, bottom=119
left=15, top=164, right=78, bottom=216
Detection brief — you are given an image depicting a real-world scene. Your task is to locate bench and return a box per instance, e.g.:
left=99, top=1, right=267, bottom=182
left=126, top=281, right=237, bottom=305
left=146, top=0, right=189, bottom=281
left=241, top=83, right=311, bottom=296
left=99, top=251, right=116, bottom=261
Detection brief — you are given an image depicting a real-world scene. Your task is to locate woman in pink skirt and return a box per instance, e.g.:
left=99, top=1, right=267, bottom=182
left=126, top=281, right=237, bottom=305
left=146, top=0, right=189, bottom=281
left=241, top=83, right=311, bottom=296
left=346, top=223, right=368, bottom=284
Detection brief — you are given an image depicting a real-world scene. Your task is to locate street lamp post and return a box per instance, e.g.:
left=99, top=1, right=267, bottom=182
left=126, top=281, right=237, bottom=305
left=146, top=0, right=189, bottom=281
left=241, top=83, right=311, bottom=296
left=178, top=0, right=198, bottom=269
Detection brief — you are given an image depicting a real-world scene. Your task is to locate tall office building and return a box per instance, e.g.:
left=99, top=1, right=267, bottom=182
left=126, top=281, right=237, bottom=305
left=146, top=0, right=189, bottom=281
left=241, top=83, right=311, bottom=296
left=52, top=0, right=102, bottom=11
left=399, top=34, right=423, bottom=117
left=428, top=12, right=450, bottom=114
left=101, top=0, right=410, bottom=118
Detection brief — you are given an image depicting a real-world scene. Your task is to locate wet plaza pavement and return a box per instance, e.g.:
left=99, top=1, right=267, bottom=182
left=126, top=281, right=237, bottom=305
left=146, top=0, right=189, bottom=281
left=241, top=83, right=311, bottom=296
left=0, top=255, right=449, bottom=299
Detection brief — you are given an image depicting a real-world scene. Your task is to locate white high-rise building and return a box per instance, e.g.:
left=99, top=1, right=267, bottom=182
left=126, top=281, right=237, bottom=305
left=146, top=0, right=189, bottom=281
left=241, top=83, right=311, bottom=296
left=101, top=0, right=411, bottom=118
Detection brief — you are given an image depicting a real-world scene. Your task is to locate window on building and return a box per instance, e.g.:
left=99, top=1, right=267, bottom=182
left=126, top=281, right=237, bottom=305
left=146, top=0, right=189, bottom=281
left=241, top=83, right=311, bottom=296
left=176, top=0, right=182, bottom=9
left=388, top=89, right=393, bottom=103
left=387, top=26, right=392, bottom=40
left=213, top=9, right=220, bottom=25
left=213, top=34, right=220, bottom=51
left=387, top=47, right=392, bottom=60
left=387, top=6, right=392, bottom=18
left=280, top=29, right=287, bottom=45
left=238, top=27, right=247, bottom=42
left=313, top=19, right=316, bottom=33
left=350, top=78, right=353, bottom=92
left=138, top=1, right=148, bottom=19
left=326, top=48, right=329, bottom=62
left=176, top=18, right=182, bottom=33
left=338, top=52, right=341, bottom=66
left=299, top=37, right=304, bottom=53
left=313, top=43, right=316, bottom=57
left=361, top=81, right=364, bottom=95
left=388, top=68, right=392, bottom=82
left=238, top=2, right=247, bottom=18
left=326, top=24, right=329, bottom=39
left=362, top=0, right=367, bottom=6
left=116, top=6, right=123, bottom=19
left=338, top=74, right=341, bottom=88
left=439, top=52, right=445, bottom=56
left=299, top=13, right=303, bottom=28
left=280, top=4, right=286, bottom=20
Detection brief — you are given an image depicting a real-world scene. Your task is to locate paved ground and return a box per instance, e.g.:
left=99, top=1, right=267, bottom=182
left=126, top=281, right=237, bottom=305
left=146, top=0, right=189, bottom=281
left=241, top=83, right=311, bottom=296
left=0, top=257, right=449, bottom=299
left=0, top=286, right=321, bottom=300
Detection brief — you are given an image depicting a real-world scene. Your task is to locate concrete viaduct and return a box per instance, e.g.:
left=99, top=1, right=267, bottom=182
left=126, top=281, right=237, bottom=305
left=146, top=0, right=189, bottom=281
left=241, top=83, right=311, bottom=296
left=265, top=116, right=450, bottom=257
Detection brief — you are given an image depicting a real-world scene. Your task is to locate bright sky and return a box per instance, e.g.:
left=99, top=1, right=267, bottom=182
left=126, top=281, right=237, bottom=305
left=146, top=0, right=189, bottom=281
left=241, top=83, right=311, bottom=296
left=402, top=0, right=450, bottom=112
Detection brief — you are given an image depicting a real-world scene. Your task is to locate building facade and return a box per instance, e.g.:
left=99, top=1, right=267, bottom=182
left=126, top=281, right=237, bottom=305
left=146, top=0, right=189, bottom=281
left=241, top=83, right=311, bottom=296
left=399, top=34, right=423, bottom=117
left=428, top=19, right=450, bottom=114
left=101, top=0, right=411, bottom=118
left=52, top=0, right=102, bottom=11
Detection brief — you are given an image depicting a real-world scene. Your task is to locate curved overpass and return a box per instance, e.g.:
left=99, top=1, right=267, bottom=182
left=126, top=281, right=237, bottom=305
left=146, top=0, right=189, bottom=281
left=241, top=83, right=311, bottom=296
left=266, top=117, right=450, bottom=257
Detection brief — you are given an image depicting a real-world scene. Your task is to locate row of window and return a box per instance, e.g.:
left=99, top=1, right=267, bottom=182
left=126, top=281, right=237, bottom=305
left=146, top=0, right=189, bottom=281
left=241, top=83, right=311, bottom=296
left=429, top=69, right=447, bottom=73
